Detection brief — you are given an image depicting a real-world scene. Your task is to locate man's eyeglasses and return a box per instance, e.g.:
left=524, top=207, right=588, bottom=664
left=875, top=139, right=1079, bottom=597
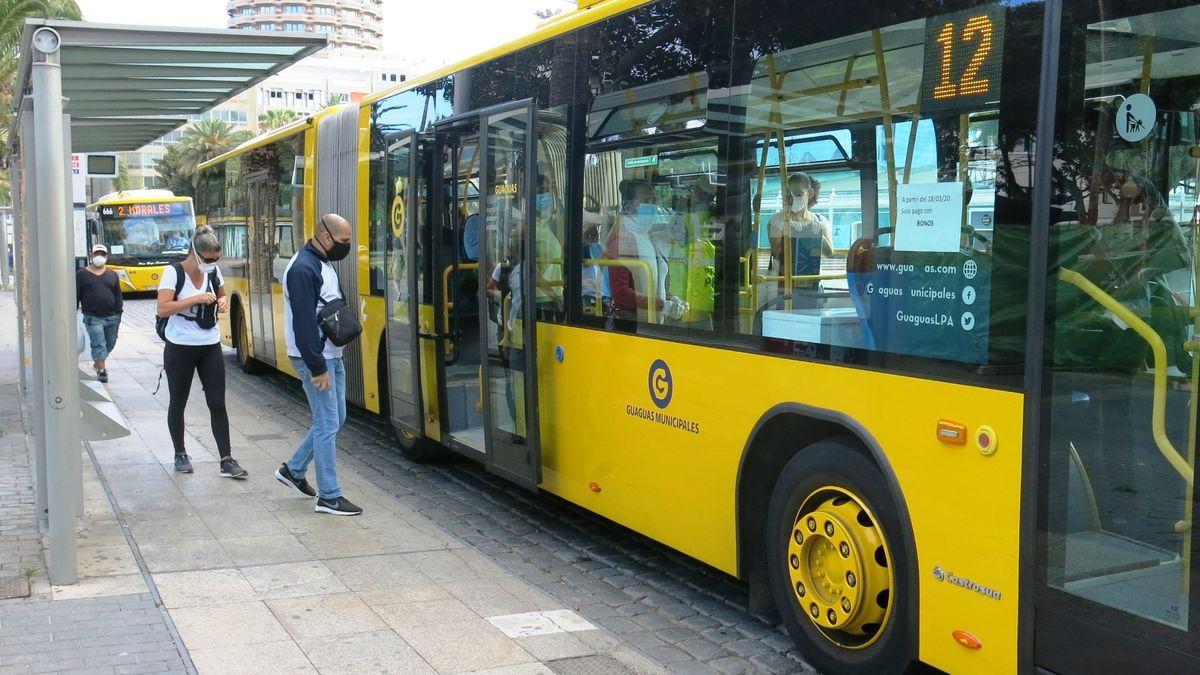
left=200, top=254, right=221, bottom=264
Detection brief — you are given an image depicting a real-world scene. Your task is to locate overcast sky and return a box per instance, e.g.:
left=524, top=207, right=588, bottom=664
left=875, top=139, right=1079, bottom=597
left=75, top=0, right=577, bottom=69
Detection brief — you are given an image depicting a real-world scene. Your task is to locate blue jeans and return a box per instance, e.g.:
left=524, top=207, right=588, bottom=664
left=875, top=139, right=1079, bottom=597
left=83, top=313, right=121, bottom=361
left=287, top=357, right=346, bottom=500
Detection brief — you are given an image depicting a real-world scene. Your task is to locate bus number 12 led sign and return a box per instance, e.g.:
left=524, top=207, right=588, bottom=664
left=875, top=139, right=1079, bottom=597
left=920, top=5, right=1006, bottom=115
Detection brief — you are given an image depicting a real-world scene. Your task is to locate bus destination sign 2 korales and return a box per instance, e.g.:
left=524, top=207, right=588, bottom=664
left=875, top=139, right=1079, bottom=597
left=100, top=202, right=189, bottom=219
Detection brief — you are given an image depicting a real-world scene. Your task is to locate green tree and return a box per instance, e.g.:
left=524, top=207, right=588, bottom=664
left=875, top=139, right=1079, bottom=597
left=0, top=0, right=82, bottom=206
left=153, top=142, right=194, bottom=197
left=151, top=119, right=251, bottom=195
left=112, top=158, right=135, bottom=191
left=258, top=108, right=297, bottom=132
left=174, top=118, right=252, bottom=187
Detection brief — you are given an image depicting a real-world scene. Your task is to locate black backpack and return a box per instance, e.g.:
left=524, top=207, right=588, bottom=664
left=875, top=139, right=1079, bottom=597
left=155, top=263, right=218, bottom=342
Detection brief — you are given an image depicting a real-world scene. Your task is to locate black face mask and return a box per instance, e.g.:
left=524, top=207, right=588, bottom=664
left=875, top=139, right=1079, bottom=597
left=320, top=218, right=351, bottom=261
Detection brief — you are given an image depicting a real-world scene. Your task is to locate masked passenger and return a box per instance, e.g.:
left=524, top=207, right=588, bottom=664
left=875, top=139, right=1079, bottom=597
left=606, top=179, right=687, bottom=323
left=769, top=172, right=833, bottom=285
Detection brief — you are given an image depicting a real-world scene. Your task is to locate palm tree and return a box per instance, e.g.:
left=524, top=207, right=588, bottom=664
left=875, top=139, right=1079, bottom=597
left=0, top=0, right=81, bottom=206
left=258, top=108, right=297, bottom=132
left=175, top=118, right=252, bottom=186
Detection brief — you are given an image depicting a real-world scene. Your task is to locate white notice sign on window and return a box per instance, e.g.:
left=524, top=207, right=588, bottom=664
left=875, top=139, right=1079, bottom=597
left=894, top=182, right=964, bottom=253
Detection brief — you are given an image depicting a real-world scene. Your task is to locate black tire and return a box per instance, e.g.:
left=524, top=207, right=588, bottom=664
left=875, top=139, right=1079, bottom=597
left=765, top=438, right=915, bottom=675
left=395, top=425, right=438, bottom=462
left=233, top=307, right=268, bottom=375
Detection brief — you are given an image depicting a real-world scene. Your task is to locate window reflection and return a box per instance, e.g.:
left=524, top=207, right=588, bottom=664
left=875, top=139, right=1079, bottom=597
left=1044, top=1, right=1199, bottom=632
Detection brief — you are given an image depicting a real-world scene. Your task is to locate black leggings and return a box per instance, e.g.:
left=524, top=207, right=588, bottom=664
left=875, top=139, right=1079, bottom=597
left=164, top=342, right=230, bottom=457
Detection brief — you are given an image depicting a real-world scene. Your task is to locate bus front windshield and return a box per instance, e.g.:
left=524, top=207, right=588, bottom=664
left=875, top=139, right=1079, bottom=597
left=98, top=202, right=195, bottom=262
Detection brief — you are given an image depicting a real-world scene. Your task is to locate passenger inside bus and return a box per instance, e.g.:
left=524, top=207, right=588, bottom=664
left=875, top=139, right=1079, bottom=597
left=768, top=171, right=834, bottom=287
left=580, top=207, right=612, bottom=315
left=606, top=179, right=687, bottom=323
left=532, top=174, right=564, bottom=320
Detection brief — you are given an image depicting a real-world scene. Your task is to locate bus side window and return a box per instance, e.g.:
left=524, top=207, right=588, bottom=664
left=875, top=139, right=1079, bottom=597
left=728, top=11, right=1004, bottom=367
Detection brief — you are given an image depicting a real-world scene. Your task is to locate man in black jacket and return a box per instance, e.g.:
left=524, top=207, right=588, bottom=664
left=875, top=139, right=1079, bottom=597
left=76, top=244, right=123, bottom=382
left=274, top=214, right=364, bottom=516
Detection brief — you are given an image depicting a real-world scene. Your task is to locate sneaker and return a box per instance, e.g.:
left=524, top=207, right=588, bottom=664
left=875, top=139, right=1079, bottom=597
left=219, top=458, right=248, bottom=479
left=315, top=496, right=363, bottom=516
left=97, top=369, right=109, bottom=383
left=174, top=454, right=193, bottom=474
left=275, top=464, right=316, bottom=497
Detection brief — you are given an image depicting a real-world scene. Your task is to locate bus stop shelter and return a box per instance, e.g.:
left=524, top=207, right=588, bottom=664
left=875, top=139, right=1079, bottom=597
left=6, top=19, right=325, bottom=584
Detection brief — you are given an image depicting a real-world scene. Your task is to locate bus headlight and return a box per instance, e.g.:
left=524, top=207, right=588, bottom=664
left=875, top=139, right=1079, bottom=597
left=114, top=268, right=132, bottom=287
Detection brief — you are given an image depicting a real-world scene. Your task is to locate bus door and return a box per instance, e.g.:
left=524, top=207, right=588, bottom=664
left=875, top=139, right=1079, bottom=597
left=432, top=118, right=486, bottom=455
left=430, top=102, right=543, bottom=488
left=246, top=174, right=277, bottom=366
left=1036, top=2, right=1200, bottom=669
left=476, top=100, right=542, bottom=488
left=382, top=130, right=424, bottom=436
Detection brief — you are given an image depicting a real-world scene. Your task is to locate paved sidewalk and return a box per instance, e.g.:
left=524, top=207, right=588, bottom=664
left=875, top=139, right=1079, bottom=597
left=0, top=292, right=190, bottom=675
left=0, top=291, right=662, bottom=675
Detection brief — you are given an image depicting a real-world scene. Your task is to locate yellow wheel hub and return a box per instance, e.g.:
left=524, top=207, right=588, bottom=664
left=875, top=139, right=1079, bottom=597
left=787, top=486, right=893, bottom=649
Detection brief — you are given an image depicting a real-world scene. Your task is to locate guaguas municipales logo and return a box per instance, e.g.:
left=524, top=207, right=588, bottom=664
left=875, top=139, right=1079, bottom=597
left=625, top=359, right=700, bottom=435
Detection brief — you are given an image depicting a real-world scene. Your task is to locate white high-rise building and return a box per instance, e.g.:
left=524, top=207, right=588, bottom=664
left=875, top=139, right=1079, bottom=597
left=227, top=0, right=384, bottom=51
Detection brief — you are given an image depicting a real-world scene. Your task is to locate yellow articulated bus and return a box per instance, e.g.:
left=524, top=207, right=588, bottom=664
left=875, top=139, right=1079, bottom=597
left=195, top=0, right=1200, bottom=672
left=84, top=189, right=197, bottom=292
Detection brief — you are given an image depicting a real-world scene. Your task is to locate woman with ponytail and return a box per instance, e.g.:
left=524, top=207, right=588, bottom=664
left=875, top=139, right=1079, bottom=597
left=155, top=225, right=247, bottom=478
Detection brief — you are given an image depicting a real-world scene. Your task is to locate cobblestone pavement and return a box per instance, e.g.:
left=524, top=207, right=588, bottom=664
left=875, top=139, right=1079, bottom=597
left=0, top=293, right=191, bottom=675
left=119, top=298, right=813, bottom=675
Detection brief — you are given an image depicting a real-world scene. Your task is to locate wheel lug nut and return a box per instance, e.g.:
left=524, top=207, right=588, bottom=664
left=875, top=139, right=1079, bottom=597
left=841, top=598, right=852, bottom=613
left=806, top=517, right=817, bottom=532
left=790, top=554, right=800, bottom=570
left=795, top=582, right=805, bottom=597
left=794, top=530, right=803, bottom=545
left=810, top=604, right=820, bottom=618
left=846, top=571, right=856, bottom=587
left=824, top=522, right=835, bottom=536
left=827, top=609, right=838, bottom=624
left=839, top=542, right=850, bottom=558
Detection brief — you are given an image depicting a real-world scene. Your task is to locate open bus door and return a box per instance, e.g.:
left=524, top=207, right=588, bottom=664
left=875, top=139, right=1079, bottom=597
left=382, top=130, right=425, bottom=440
left=430, top=101, right=542, bottom=489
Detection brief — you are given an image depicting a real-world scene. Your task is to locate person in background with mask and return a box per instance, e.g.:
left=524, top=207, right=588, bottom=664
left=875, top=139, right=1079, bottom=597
left=275, top=213, right=363, bottom=516
left=76, top=243, right=123, bottom=383
left=607, top=179, right=686, bottom=323
left=533, top=175, right=564, bottom=319
left=580, top=209, right=612, bottom=316
left=769, top=171, right=833, bottom=287
left=156, top=226, right=244, bottom=478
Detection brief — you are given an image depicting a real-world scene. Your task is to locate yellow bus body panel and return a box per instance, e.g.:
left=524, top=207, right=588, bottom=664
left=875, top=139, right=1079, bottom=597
left=355, top=105, right=384, bottom=415
left=536, top=324, right=1022, bottom=675
left=111, top=265, right=167, bottom=293
left=361, top=295, right=385, bottom=414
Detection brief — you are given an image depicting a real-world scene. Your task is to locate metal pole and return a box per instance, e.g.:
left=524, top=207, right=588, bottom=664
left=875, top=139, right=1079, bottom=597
left=19, top=103, right=49, bottom=524
left=31, top=27, right=79, bottom=584
left=11, top=154, right=27, bottom=396
left=0, top=201, right=10, bottom=289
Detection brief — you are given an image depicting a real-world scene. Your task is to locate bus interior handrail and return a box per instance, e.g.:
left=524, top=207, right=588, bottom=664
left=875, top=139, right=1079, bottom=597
left=442, top=259, right=657, bottom=324
left=1060, top=268, right=1194, bottom=487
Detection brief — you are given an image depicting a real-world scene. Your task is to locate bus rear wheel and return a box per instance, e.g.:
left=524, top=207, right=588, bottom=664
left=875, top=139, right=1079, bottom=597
left=234, top=308, right=267, bottom=375
left=766, top=438, right=913, bottom=675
